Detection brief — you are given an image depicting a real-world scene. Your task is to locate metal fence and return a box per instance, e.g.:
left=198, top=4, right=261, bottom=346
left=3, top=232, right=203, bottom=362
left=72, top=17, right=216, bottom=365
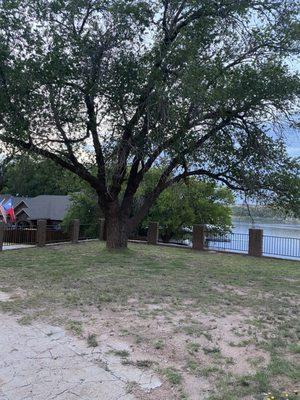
left=128, top=232, right=147, bottom=242
left=46, top=225, right=71, bottom=244
left=263, top=235, right=300, bottom=259
left=45, top=224, right=101, bottom=244
left=204, top=231, right=300, bottom=260
left=205, top=232, right=249, bottom=253
left=79, top=224, right=99, bottom=240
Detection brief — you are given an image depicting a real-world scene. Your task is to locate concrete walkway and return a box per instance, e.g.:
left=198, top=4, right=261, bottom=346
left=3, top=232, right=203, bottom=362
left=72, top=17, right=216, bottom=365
left=0, top=314, right=136, bottom=400
left=2, top=245, right=35, bottom=251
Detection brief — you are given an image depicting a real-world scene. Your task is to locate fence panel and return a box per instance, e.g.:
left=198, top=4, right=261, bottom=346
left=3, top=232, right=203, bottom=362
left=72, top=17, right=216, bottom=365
left=128, top=232, right=147, bottom=241
left=205, top=231, right=249, bottom=254
left=78, top=224, right=99, bottom=241
left=4, top=226, right=37, bottom=245
left=263, top=235, right=300, bottom=259
left=46, top=226, right=71, bottom=244
left=128, top=226, right=147, bottom=242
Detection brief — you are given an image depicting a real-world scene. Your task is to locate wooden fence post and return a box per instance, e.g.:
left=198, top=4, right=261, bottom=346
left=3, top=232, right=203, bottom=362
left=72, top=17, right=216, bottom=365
left=193, top=224, right=206, bottom=251
left=71, top=219, right=80, bottom=243
left=248, top=228, right=263, bottom=257
left=0, top=221, right=4, bottom=251
left=99, top=218, right=105, bottom=241
left=147, top=222, right=159, bottom=245
left=37, top=219, right=47, bottom=247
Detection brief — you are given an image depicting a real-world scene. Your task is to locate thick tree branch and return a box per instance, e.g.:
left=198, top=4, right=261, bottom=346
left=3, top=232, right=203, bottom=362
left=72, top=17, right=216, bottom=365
left=127, top=114, right=243, bottom=230
left=49, top=89, right=82, bottom=167
left=110, top=2, right=233, bottom=198
left=113, top=32, right=263, bottom=201
left=167, top=168, right=244, bottom=190
left=0, top=134, right=101, bottom=190
left=85, top=94, right=107, bottom=192
left=128, top=166, right=243, bottom=231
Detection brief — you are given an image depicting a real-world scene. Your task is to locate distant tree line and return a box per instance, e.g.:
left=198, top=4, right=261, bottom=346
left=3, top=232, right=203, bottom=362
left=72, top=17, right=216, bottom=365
left=1, top=156, right=85, bottom=196
left=232, top=204, right=300, bottom=221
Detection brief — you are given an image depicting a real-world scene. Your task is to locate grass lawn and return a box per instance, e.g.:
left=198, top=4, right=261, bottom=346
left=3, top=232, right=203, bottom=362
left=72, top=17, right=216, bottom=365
left=0, top=241, right=299, bottom=400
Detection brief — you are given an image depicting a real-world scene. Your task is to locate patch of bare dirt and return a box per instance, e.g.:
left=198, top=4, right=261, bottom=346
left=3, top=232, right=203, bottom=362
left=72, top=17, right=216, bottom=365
left=197, top=313, right=270, bottom=374
left=0, top=288, right=27, bottom=302
left=56, top=301, right=270, bottom=400
left=211, top=283, right=250, bottom=297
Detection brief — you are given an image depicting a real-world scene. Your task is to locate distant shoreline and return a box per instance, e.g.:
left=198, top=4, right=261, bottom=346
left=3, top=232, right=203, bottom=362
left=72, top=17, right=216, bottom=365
left=232, top=216, right=300, bottom=225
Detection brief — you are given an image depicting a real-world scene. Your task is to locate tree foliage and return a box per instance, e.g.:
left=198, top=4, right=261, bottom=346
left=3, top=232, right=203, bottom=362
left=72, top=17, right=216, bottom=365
left=64, top=173, right=233, bottom=242
left=62, top=188, right=101, bottom=237
left=138, top=175, right=234, bottom=242
left=0, top=0, right=299, bottom=247
left=2, top=156, right=85, bottom=196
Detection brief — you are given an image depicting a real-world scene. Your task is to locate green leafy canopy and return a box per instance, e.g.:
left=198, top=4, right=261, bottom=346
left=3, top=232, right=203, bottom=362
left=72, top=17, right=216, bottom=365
left=137, top=172, right=234, bottom=242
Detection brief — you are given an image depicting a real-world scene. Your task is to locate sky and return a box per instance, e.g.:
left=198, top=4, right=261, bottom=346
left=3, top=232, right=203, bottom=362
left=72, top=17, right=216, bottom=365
left=282, top=123, right=300, bottom=158
left=286, top=133, right=300, bottom=158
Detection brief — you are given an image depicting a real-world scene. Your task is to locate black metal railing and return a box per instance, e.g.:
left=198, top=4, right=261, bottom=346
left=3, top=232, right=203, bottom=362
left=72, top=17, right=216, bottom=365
left=263, top=235, right=300, bottom=259
left=204, top=231, right=300, bottom=259
left=128, top=232, right=147, bottom=242
left=46, top=225, right=71, bottom=244
left=205, top=232, right=249, bottom=253
left=157, top=226, right=191, bottom=246
left=78, top=223, right=99, bottom=240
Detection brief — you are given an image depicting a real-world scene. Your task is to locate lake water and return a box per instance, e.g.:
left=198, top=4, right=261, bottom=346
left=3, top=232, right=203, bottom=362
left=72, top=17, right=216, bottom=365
left=206, top=219, right=300, bottom=260
left=232, top=219, right=300, bottom=239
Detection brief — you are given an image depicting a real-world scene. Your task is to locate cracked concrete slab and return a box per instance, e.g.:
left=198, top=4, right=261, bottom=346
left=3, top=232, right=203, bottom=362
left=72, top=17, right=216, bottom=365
left=0, top=314, right=136, bottom=400
left=0, top=293, right=11, bottom=302
left=0, top=289, right=27, bottom=303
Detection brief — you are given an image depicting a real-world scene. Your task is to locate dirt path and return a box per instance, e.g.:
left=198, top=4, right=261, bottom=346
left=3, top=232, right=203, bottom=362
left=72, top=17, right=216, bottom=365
left=0, top=313, right=139, bottom=400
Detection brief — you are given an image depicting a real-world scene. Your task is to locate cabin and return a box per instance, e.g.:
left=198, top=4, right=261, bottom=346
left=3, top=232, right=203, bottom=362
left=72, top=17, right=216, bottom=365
left=1, top=195, right=71, bottom=228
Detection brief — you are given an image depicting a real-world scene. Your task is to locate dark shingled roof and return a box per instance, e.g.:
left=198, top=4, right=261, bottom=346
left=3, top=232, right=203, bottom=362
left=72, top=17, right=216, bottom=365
left=3, top=195, right=71, bottom=221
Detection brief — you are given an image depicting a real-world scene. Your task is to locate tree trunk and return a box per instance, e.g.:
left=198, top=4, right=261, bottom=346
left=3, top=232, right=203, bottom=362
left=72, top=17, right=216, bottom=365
left=105, top=202, right=129, bottom=249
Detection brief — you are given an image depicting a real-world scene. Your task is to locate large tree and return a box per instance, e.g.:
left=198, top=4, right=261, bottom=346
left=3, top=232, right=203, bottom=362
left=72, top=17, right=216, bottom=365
left=0, top=0, right=299, bottom=248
